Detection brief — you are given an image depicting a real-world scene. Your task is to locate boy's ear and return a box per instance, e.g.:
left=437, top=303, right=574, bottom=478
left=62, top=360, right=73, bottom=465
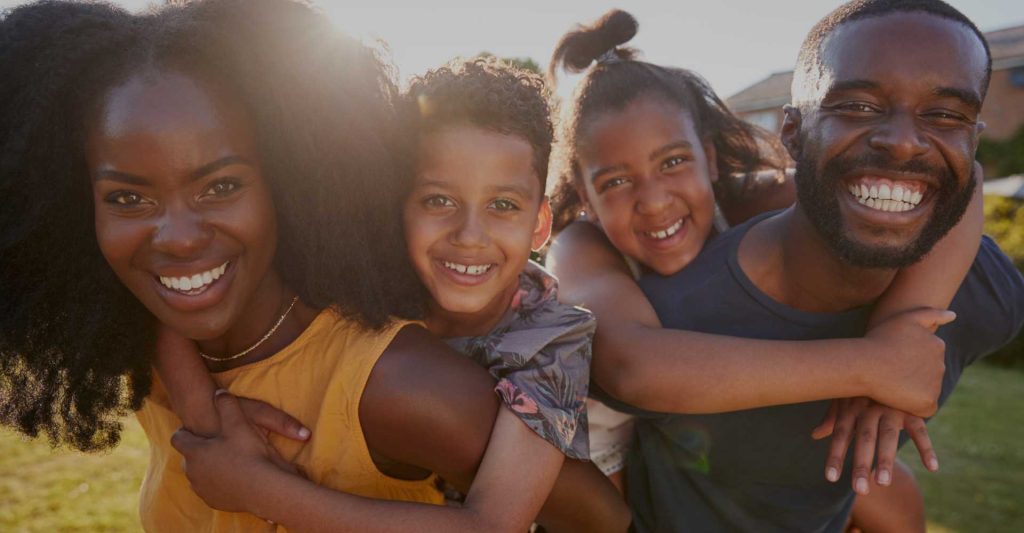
left=703, top=141, right=719, bottom=183
left=532, top=198, right=553, bottom=251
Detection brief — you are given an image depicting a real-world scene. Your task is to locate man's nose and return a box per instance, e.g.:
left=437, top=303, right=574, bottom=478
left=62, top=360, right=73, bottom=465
left=867, top=111, right=930, bottom=161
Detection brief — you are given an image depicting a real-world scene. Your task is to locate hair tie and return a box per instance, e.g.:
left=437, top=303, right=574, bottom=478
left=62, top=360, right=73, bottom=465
left=596, top=48, right=622, bottom=65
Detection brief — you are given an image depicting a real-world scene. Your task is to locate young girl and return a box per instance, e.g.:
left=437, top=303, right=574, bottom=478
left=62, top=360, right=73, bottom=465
left=544, top=9, right=982, bottom=530
left=0, top=2, right=623, bottom=532
left=153, top=57, right=631, bottom=531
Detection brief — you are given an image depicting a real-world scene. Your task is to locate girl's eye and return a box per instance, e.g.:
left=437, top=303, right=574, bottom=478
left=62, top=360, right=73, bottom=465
left=423, top=195, right=455, bottom=209
left=598, top=177, right=629, bottom=193
left=490, top=198, right=520, bottom=212
left=662, top=156, right=689, bottom=170
left=201, top=179, right=241, bottom=199
left=104, top=191, right=149, bottom=207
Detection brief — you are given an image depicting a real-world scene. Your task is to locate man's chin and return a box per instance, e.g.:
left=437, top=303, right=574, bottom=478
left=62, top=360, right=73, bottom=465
left=831, top=233, right=928, bottom=269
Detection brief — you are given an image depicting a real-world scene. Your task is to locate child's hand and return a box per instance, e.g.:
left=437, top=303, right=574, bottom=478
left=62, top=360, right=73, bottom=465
left=862, top=307, right=955, bottom=418
left=236, top=397, right=311, bottom=442
left=171, top=391, right=304, bottom=513
left=811, top=397, right=938, bottom=496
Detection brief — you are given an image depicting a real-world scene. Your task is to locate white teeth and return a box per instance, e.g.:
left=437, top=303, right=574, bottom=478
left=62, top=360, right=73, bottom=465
left=848, top=181, right=927, bottom=214
left=878, top=184, right=891, bottom=200
left=869, top=185, right=879, bottom=199
left=157, top=261, right=230, bottom=293
left=860, top=184, right=869, bottom=198
left=892, top=186, right=904, bottom=202
left=645, top=219, right=684, bottom=240
left=443, top=261, right=492, bottom=276
left=912, top=191, right=922, bottom=204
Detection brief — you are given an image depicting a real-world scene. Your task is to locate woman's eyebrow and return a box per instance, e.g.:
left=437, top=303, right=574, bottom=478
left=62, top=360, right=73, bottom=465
left=93, top=169, right=149, bottom=185
left=188, top=155, right=254, bottom=181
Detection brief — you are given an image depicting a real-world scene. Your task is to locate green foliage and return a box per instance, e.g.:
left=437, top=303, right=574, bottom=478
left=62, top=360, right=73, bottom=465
left=978, top=124, right=1024, bottom=177
left=983, top=195, right=1024, bottom=368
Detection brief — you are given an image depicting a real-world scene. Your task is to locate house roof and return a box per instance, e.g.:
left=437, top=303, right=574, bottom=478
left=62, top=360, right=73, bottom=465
left=726, top=24, right=1024, bottom=113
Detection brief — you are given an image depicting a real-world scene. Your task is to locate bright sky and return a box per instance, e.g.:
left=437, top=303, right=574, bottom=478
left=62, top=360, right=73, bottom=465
left=3, top=0, right=1022, bottom=99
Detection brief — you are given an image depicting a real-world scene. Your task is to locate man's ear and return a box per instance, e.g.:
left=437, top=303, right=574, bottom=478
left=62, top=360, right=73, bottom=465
left=781, top=105, right=803, bottom=161
left=532, top=197, right=553, bottom=251
left=703, top=141, right=719, bottom=183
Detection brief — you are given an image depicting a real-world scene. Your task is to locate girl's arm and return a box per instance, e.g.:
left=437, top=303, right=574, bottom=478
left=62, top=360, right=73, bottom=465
left=546, top=221, right=950, bottom=418
left=172, top=326, right=629, bottom=533
left=870, top=162, right=984, bottom=326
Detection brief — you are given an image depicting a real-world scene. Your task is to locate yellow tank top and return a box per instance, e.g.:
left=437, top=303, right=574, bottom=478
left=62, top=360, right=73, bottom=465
left=135, top=310, right=443, bottom=532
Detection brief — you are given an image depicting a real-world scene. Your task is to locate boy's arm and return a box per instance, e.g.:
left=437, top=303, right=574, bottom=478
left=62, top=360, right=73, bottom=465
left=547, top=222, right=949, bottom=417
left=172, top=325, right=629, bottom=532
left=153, top=326, right=221, bottom=436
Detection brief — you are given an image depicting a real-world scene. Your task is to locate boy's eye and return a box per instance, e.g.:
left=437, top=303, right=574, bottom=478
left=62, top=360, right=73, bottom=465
left=423, top=195, right=456, bottom=209
left=598, top=177, right=629, bottom=193
left=201, top=178, right=241, bottom=199
left=104, top=191, right=150, bottom=207
left=490, top=198, right=520, bottom=212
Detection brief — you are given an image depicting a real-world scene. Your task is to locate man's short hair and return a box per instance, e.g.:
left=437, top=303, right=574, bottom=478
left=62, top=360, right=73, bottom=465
left=792, top=0, right=992, bottom=107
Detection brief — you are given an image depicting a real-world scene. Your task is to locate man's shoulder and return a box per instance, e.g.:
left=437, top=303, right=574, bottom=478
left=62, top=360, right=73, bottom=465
left=945, top=236, right=1024, bottom=364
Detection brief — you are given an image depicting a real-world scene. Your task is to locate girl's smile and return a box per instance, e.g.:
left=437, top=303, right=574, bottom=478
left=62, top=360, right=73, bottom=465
left=577, top=96, right=718, bottom=276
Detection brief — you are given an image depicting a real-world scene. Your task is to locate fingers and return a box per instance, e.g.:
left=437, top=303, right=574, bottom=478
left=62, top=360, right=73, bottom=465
left=903, top=307, right=957, bottom=330
left=824, top=398, right=864, bottom=483
left=850, top=405, right=884, bottom=495
left=170, top=427, right=205, bottom=456
left=812, top=400, right=839, bottom=440
left=212, top=389, right=249, bottom=430
left=873, top=411, right=902, bottom=487
left=906, top=416, right=939, bottom=472
left=237, top=398, right=310, bottom=441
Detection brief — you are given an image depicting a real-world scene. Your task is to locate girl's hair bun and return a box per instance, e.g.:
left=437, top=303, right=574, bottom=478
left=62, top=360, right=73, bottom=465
left=548, top=9, right=639, bottom=83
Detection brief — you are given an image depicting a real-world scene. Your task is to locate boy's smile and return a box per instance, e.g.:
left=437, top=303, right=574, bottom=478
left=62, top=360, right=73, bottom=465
left=404, top=125, right=551, bottom=337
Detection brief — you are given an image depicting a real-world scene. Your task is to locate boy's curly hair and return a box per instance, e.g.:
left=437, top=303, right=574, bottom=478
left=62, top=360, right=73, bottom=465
left=0, top=0, right=425, bottom=451
left=401, top=56, right=554, bottom=189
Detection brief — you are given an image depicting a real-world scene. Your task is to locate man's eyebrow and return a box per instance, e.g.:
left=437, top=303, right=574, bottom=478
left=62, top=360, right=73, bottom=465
left=590, top=164, right=628, bottom=184
left=650, top=141, right=693, bottom=162
left=824, top=79, right=880, bottom=96
left=189, top=155, right=253, bottom=181
left=933, top=86, right=982, bottom=112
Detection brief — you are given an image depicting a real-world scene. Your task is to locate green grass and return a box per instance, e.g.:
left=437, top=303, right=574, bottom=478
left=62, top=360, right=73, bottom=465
left=900, top=364, right=1024, bottom=533
left=0, top=418, right=147, bottom=532
left=0, top=365, right=1021, bottom=532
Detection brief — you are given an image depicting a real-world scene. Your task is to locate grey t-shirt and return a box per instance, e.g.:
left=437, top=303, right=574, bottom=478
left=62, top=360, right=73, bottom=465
left=602, top=214, right=1024, bottom=532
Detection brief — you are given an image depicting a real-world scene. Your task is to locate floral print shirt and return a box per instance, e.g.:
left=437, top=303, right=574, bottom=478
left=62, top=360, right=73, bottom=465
left=445, top=261, right=594, bottom=460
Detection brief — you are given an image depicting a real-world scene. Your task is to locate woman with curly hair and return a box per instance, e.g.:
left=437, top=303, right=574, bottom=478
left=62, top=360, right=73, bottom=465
left=0, top=1, right=623, bottom=531
left=544, top=8, right=981, bottom=531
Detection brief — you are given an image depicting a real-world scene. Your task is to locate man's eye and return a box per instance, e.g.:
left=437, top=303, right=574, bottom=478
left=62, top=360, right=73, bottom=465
left=423, top=195, right=455, bottom=209
left=490, top=198, right=519, bottom=212
left=598, top=177, right=629, bottom=193
left=835, top=102, right=880, bottom=114
left=105, top=191, right=148, bottom=206
left=923, top=110, right=970, bottom=125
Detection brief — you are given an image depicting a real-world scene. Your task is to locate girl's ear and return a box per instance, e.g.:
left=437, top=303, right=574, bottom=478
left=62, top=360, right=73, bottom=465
left=532, top=197, right=554, bottom=251
left=703, top=141, right=719, bottom=184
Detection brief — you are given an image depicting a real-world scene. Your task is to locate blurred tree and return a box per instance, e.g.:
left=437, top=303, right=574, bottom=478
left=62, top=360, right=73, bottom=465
left=978, top=125, right=1024, bottom=178
left=476, top=51, right=541, bottom=75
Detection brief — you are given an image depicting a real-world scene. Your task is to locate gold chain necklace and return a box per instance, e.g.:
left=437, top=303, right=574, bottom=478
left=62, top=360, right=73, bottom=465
left=198, top=296, right=299, bottom=362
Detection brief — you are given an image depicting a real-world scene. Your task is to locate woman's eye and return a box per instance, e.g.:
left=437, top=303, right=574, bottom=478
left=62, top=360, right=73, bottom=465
left=202, top=179, right=240, bottom=198
left=598, top=177, right=628, bottom=193
left=423, top=195, right=455, bottom=209
left=104, top=191, right=148, bottom=207
left=490, top=198, right=519, bottom=212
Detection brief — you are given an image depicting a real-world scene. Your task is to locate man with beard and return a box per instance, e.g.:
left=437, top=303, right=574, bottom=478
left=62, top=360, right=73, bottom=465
left=609, top=1, right=1024, bottom=531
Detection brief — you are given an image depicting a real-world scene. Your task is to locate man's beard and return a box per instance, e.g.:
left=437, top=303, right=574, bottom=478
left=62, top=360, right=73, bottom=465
left=793, top=141, right=975, bottom=269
